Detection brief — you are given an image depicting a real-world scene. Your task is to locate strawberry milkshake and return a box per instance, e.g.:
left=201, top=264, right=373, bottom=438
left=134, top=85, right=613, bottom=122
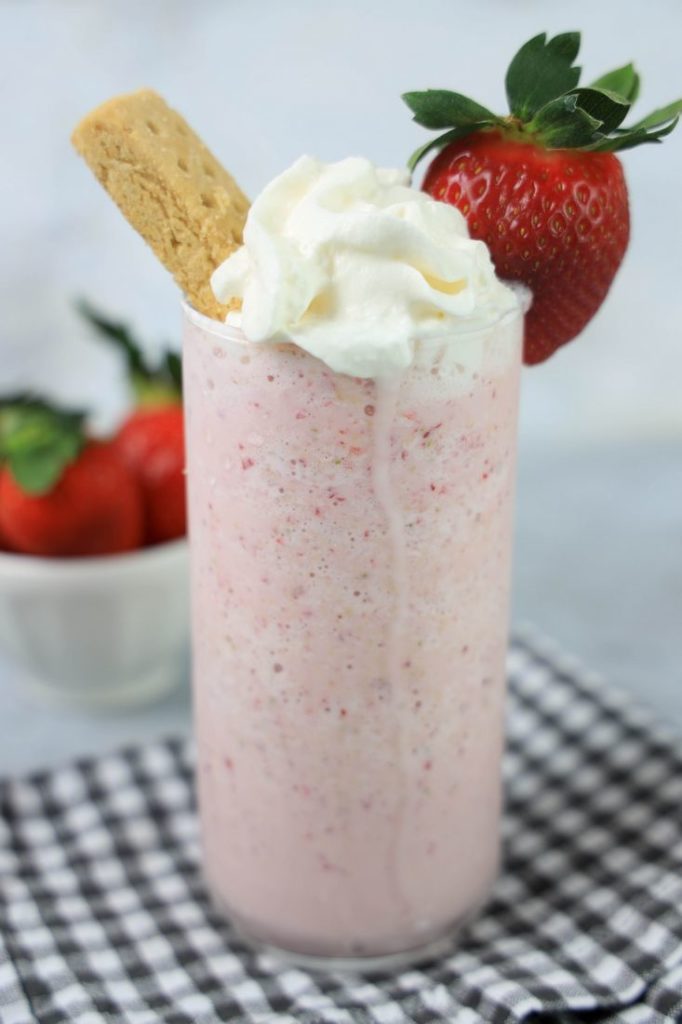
left=70, top=32, right=682, bottom=972
left=183, top=157, right=523, bottom=965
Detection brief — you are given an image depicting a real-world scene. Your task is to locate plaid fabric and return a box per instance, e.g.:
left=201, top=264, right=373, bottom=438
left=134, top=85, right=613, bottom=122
left=1, top=632, right=681, bottom=1024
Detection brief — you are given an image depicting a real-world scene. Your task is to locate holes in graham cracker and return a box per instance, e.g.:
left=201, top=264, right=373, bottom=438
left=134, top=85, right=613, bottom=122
left=203, top=164, right=215, bottom=179
left=146, top=120, right=159, bottom=135
left=177, top=157, right=189, bottom=173
left=201, top=193, right=216, bottom=209
left=176, top=123, right=187, bottom=136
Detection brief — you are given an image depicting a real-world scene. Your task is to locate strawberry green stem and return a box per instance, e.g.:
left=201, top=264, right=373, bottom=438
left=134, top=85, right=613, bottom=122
left=78, top=300, right=182, bottom=404
left=0, top=395, right=87, bottom=494
left=403, top=31, right=681, bottom=171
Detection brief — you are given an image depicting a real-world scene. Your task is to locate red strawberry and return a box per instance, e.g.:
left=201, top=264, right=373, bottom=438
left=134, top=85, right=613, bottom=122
left=0, top=398, right=143, bottom=557
left=113, top=405, right=186, bottom=545
left=79, top=301, right=186, bottom=545
left=404, top=32, right=682, bottom=364
left=422, top=133, right=629, bottom=364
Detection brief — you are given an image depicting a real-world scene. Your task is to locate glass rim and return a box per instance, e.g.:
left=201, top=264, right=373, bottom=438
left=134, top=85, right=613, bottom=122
left=181, top=297, right=524, bottom=347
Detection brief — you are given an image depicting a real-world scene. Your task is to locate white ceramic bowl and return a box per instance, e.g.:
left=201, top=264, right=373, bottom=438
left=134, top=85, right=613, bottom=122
left=0, top=539, right=190, bottom=708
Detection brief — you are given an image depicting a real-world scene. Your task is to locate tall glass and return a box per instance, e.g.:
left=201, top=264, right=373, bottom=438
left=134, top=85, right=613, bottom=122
left=182, top=301, right=522, bottom=968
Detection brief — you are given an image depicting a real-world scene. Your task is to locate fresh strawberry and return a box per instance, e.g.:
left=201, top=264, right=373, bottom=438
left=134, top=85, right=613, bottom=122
left=79, top=302, right=186, bottom=544
left=0, top=494, right=9, bottom=551
left=112, top=405, right=186, bottom=544
left=0, top=397, right=143, bottom=557
left=404, top=32, right=682, bottom=364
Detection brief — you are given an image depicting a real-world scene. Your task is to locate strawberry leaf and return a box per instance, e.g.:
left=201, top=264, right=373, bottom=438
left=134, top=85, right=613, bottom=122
left=78, top=300, right=153, bottom=382
left=529, top=94, right=603, bottom=149
left=592, top=116, right=680, bottom=153
left=165, top=352, right=183, bottom=393
left=402, top=90, right=497, bottom=130
left=407, top=125, right=489, bottom=173
left=403, top=30, right=680, bottom=164
left=590, top=62, right=640, bottom=104
left=505, top=32, right=582, bottom=120
left=0, top=396, right=86, bottom=495
left=10, top=442, right=78, bottom=495
left=571, top=87, right=631, bottom=133
left=78, top=299, right=182, bottom=401
left=627, top=99, right=682, bottom=131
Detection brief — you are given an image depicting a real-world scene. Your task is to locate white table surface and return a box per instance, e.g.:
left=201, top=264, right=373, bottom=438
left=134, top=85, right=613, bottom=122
left=1, top=440, right=680, bottom=777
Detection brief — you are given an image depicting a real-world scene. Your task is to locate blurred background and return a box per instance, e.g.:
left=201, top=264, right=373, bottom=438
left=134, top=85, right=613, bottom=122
left=1, top=0, right=680, bottom=769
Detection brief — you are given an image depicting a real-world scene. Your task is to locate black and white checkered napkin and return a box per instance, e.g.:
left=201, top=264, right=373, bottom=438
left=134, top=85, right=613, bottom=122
left=2, top=633, right=681, bottom=1024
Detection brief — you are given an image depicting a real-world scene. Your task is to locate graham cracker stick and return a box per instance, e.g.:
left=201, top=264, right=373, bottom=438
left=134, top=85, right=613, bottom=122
left=72, top=89, right=249, bottom=319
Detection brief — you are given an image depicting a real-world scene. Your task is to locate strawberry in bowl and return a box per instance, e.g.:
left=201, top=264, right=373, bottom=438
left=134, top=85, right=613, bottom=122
left=403, top=31, right=681, bottom=363
left=0, top=396, right=143, bottom=556
left=0, top=395, right=188, bottom=706
left=79, top=301, right=187, bottom=545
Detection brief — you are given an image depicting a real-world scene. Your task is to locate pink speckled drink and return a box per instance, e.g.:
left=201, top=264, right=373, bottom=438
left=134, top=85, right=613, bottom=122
left=183, top=301, right=522, bottom=967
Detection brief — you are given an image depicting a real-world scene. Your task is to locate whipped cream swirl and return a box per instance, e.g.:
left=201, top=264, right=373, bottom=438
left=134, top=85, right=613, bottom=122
left=211, top=156, right=519, bottom=378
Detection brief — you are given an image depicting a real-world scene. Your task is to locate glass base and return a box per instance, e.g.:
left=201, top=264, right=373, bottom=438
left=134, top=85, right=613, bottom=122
left=219, top=897, right=486, bottom=974
left=244, top=927, right=466, bottom=974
